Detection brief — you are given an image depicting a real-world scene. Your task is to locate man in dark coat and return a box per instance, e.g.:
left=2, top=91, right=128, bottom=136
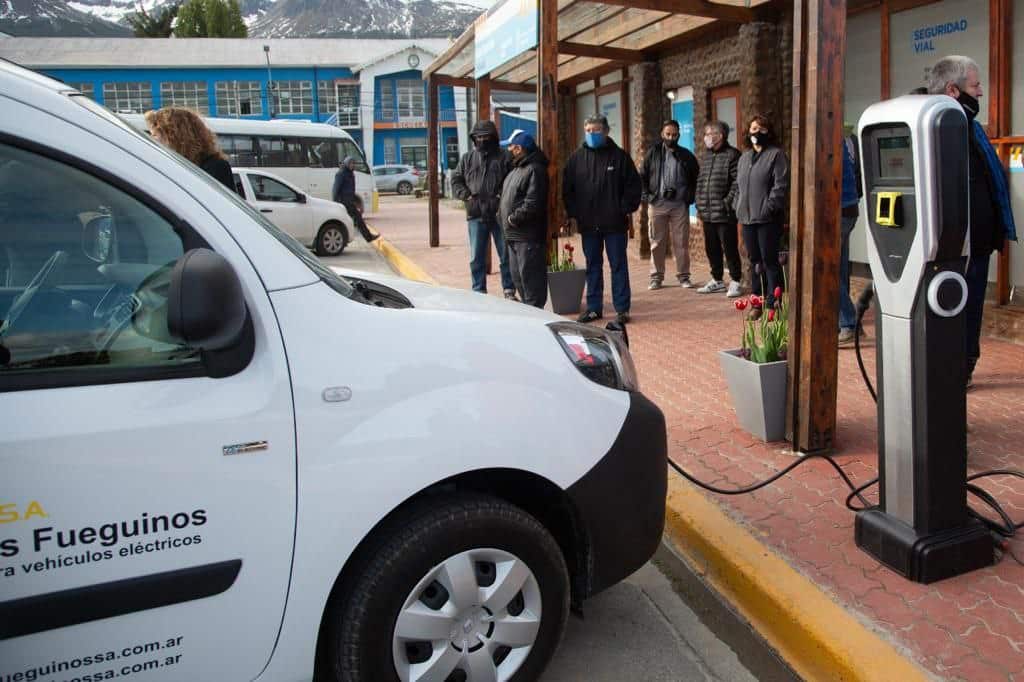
left=451, top=120, right=516, bottom=299
left=640, top=119, right=699, bottom=290
left=332, top=157, right=377, bottom=242
left=563, top=114, right=642, bottom=325
left=694, top=120, right=743, bottom=297
left=497, top=130, right=549, bottom=308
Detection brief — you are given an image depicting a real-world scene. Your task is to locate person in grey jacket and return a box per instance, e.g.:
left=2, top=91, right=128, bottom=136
left=694, top=121, right=743, bottom=297
left=734, top=114, right=789, bottom=307
left=498, top=130, right=549, bottom=308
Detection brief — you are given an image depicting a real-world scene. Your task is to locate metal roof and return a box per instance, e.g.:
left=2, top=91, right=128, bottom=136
left=0, top=37, right=454, bottom=70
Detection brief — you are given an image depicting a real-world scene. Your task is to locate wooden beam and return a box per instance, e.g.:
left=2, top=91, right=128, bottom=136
left=608, top=13, right=715, bottom=51
left=492, top=81, right=540, bottom=93
left=559, top=41, right=648, bottom=61
left=880, top=0, right=890, bottom=99
left=539, top=0, right=560, bottom=249
left=558, top=2, right=629, bottom=41
left=433, top=74, right=475, bottom=88
left=564, top=8, right=669, bottom=47
left=560, top=57, right=624, bottom=85
left=476, top=76, right=491, bottom=121
left=589, top=0, right=755, bottom=23
left=428, top=75, right=440, bottom=248
left=645, top=18, right=732, bottom=59
left=425, top=24, right=475, bottom=78
left=992, top=0, right=1011, bottom=304
left=787, top=0, right=847, bottom=453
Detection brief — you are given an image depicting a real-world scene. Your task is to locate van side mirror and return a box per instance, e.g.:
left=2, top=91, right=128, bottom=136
left=168, top=249, right=247, bottom=351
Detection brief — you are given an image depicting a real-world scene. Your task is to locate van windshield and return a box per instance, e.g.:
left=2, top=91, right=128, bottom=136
left=71, top=94, right=358, bottom=300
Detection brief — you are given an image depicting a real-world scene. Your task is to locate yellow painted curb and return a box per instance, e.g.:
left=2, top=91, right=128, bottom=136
left=664, top=472, right=929, bottom=682
left=371, top=235, right=438, bottom=285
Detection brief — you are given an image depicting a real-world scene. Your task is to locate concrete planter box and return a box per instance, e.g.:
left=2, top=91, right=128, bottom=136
left=548, top=268, right=587, bottom=315
left=718, top=349, right=788, bottom=442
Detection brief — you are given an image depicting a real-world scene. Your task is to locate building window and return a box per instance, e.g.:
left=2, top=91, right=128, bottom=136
left=382, top=138, right=397, bottom=164
left=102, top=82, right=152, bottom=114
left=380, top=81, right=395, bottom=122
left=215, top=81, right=263, bottom=117
left=318, top=82, right=360, bottom=126
left=71, top=83, right=95, bottom=100
left=160, top=81, right=209, bottom=115
left=400, top=136, right=427, bottom=169
left=272, top=80, right=313, bottom=115
left=397, top=80, right=425, bottom=120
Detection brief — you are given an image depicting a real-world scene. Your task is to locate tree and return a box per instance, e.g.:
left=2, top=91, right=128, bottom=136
left=126, top=2, right=179, bottom=38
left=173, top=0, right=247, bottom=37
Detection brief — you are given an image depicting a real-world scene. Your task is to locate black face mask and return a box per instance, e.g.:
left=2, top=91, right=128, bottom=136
left=663, top=138, right=679, bottom=148
left=748, top=131, right=772, bottom=148
left=956, top=91, right=980, bottom=120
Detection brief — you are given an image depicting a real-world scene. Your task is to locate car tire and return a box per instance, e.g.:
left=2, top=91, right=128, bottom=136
left=397, top=181, right=414, bottom=195
left=315, top=221, right=348, bottom=257
left=323, top=494, right=570, bottom=682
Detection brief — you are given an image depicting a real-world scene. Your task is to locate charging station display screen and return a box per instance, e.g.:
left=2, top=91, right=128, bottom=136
left=878, top=135, right=913, bottom=179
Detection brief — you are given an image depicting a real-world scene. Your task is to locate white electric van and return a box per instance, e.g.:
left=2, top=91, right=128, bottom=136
left=0, top=61, right=667, bottom=682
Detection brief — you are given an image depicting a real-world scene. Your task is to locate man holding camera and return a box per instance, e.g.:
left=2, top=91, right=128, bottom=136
left=641, top=120, right=700, bottom=290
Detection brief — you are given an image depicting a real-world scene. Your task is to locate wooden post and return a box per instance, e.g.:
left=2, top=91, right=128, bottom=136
left=538, top=0, right=560, bottom=253
left=786, top=0, right=847, bottom=453
left=990, top=0, right=1011, bottom=304
left=476, top=76, right=492, bottom=122
left=428, top=74, right=440, bottom=247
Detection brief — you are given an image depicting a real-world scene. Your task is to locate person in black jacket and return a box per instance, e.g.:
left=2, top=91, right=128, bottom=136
left=734, top=114, right=789, bottom=308
left=640, top=119, right=699, bottom=290
left=451, top=120, right=516, bottom=298
left=694, top=121, right=743, bottom=297
left=497, top=130, right=549, bottom=308
left=563, top=115, right=643, bottom=325
left=145, top=107, right=237, bottom=194
left=332, top=157, right=377, bottom=242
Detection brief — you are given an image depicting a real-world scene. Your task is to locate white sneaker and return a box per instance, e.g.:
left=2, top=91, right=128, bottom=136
left=726, top=281, right=743, bottom=297
left=680, top=279, right=695, bottom=289
left=697, top=280, right=726, bottom=294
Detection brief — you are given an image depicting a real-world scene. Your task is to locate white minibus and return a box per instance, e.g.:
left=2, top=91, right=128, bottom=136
left=122, top=114, right=377, bottom=213
left=0, top=62, right=667, bottom=682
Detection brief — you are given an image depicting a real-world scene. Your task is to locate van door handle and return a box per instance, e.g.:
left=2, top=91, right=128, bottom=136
left=260, top=209, right=273, bottom=213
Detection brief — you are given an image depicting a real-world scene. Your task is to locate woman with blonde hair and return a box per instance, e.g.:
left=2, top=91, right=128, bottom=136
left=144, top=107, right=235, bottom=192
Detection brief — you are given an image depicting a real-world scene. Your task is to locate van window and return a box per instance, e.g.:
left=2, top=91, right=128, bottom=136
left=0, top=143, right=199, bottom=384
left=218, top=134, right=258, bottom=166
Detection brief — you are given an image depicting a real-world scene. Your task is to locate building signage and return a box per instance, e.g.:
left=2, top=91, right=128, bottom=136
left=911, top=18, right=968, bottom=53
left=474, top=0, right=538, bottom=78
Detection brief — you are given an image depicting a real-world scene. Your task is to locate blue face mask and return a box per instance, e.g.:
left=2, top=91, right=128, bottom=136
left=585, top=131, right=605, bottom=148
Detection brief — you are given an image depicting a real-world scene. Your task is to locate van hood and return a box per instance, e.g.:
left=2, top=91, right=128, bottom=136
left=332, top=266, right=558, bottom=320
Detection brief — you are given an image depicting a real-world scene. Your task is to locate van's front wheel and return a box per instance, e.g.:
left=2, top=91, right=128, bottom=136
left=325, top=495, right=569, bottom=682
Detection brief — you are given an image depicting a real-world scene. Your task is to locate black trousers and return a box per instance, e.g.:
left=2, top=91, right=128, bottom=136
left=341, top=199, right=376, bottom=241
left=702, top=221, right=743, bottom=282
left=742, top=222, right=782, bottom=306
left=507, top=240, right=548, bottom=308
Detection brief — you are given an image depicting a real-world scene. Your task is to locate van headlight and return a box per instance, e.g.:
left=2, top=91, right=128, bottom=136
left=549, top=322, right=639, bottom=391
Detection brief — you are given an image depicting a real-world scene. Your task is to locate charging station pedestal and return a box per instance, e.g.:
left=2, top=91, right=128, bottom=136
left=854, top=96, right=994, bottom=583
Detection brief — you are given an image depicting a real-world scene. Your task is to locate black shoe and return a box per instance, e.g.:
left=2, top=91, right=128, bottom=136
left=615, top=311, right=630, bottom=325
left=577, top=310, right=602, bottom=323
left=504, top=289, right=519, bottom=301
left=365, top=232, right=380, bottom=242
left=966, top=372, right=974, bottom=390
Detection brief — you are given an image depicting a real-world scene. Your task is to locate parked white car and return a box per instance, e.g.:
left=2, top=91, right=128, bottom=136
left=233, top=168, right=354, bottom=257
left=0, top=60, right=667, bottom=682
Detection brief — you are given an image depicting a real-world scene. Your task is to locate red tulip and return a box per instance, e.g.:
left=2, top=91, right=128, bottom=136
left=768, top=309, right=776, bottom=321
left=774, top=287, right=783, bottom=299
left=734, top=299, right=748, bottom=311
left=749, top=295, right=763, bottom=309
left=564, top=242, right=572, bottom=251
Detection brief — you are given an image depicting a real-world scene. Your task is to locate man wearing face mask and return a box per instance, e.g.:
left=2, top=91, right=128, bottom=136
left=497, top=130, right=550, bottom=308
left=694, top=121, right=743, bottom=297
left=640, top=120, right=700, bottom=290
left=563, top=115, right=643, bottom=325
left=928, top=56, right=1017, bottom=388
left=451, top=120, right=517, bottom=299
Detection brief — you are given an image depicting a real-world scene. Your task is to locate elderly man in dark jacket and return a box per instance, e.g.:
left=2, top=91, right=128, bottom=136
left=694, top=121, right=743, bottom=297
left=641, top=119, right=699, bottom=290
left=451, top=120, right=516, bottom=298
left=332, top=156, right=376, bottom=242
left=563, top=114, right=643, bottom=325
left=498, top=130, right=549, bottom=308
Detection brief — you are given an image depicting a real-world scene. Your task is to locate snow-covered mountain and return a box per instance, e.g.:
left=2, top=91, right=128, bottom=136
left=1, top=0, right=491, bottom=38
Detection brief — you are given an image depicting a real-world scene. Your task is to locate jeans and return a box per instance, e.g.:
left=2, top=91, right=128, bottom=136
left=341, top=199, right=375, bottom=241
left=649, top=202, right=690, bottom=283
left=507, top=240, right=548, bottom=308
left=838, top=214, right=858, bottom=331
left=582, top=232, right=631, bottom=314
left=703, top=221, right=743, bottom=282
left=467, top=218, right=514, bottom=294
left=964, top=253, right=991, bottom=371
left=741, top=222, right=782, bottom=307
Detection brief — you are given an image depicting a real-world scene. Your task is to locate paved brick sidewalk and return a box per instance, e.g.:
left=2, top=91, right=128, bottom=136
left=369, top=196, right=1024, bottom=681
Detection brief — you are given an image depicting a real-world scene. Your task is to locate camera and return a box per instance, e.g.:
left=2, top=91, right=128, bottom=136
left=662, top=188, right=677, bottom=200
